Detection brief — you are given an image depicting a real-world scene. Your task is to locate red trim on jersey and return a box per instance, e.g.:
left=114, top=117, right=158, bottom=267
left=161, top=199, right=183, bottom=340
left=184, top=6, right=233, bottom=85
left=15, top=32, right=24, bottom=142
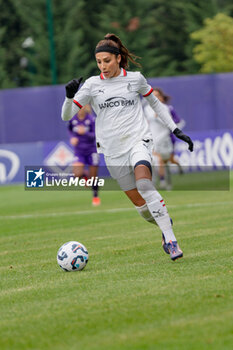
left=143, top=87, right=153, bottom=97
left=123, top=68, right=127, bottom=76
left=73, top=100, right=83, bottom=109
left=100, top=73, right=104, bottom=80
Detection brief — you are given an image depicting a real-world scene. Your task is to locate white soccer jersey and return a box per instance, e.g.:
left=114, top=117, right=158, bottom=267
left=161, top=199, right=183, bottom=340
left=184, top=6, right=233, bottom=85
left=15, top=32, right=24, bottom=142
left=144, top=102, right=173, bottom=158
left=61, top=68, right=177, bottom=157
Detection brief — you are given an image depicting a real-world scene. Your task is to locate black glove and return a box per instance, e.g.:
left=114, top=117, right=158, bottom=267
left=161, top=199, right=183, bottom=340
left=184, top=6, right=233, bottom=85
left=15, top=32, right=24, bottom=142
left=65, top=77, right=83, bottom=98
left=173, top=128, right=194, bottom=152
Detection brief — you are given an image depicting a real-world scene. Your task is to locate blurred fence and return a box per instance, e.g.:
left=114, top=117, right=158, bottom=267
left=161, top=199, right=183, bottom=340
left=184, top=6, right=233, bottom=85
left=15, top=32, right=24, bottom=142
left=0, top=72, right=233, bottom=144
left=0, top=130, right=232, bottom=185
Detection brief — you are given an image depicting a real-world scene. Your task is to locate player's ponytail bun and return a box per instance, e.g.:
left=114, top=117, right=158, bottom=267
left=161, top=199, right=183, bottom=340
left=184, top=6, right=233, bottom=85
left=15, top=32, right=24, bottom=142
left=104, top=34, right=119, bottom=43
left=96, top=33, right=141, bottom=69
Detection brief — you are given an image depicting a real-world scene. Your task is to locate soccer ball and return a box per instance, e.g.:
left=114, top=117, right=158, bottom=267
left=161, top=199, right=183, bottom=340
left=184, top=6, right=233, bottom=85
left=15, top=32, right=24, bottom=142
left=57, top=241, right=88, bottom=272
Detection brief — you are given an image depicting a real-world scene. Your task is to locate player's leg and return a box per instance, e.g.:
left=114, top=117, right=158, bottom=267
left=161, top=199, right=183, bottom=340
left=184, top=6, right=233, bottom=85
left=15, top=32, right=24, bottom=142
left=125, top=188, right=173, bottom=254
left=73, top=161, right=85, bottom=178
left=151, top=151, right=160, bottom=186
left=124, top=183, right=181, bottom=260
left=89, top=165, right=101, bottom=206
left=104, top=152, right=157, bottom=225
left=170, top=153, right=183, bottom=174
left=88, top=152, right=101, bottom=206
left=130, top=140, right=183, bottom=260
left=158, top=155, right=167, bottom=189
left=134, top=166, right=182, bottom=260
left=157, top=137, right=173, bottom=189
left=104, top=147, right=182, bottom=260
left=124, top=189, right=157, bottom=225
left=164, top=160, right=172, bottom=191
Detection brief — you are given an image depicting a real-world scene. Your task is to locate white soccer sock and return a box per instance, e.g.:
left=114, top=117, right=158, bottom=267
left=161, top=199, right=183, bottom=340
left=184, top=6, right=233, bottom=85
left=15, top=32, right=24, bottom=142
left=136, top=179, right=177, bottom=243
left=135, top=203, right=157, bottom=225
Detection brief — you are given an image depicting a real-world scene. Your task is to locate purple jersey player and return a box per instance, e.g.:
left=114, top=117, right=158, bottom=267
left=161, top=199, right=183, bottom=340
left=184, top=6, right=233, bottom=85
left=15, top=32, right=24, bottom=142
left=68, top=104, right=101, bottom=206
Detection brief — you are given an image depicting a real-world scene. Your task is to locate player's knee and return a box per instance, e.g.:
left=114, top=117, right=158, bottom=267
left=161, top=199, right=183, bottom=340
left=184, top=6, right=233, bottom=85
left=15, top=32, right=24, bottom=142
left=136, top=178, right=154, bottom=193
left=134, top=160, right=152, bottom=174
left=136, top=178, right=155, bottom=202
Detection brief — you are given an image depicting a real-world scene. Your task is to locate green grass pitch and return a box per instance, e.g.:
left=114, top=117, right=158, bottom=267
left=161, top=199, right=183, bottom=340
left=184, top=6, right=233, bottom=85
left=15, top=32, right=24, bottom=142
left=0, top=174, right=233, bottom=350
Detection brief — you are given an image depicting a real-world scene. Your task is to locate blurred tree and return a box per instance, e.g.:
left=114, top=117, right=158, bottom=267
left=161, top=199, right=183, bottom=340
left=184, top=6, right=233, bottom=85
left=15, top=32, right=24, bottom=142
left=143, top=0, right=188, bottom=77
left=53, top=0, right=108, bottom=82
left=96, top=0, right=221, bottom=77
left=182, top=0, right=219, bottom=73
left=191, top=13, right=233, bottom=73
left=16, top=0, right=52, bottom=86
left=96, top=0, right=153, bottom=75
left=1, top=0, right=233, bottom=88
left=0, top=0, right=29, bottom=88
left=215, top=0, right=233, bottom=16
left=182, top=0, right=233, bottom=73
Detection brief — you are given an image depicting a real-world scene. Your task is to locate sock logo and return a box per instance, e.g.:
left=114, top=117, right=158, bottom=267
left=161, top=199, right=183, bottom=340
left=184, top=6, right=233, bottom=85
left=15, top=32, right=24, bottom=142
left=152, top=209, right=164, bottom=218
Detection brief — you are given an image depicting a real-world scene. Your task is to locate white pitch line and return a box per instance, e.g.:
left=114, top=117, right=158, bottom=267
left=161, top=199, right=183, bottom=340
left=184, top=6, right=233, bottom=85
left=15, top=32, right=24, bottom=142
left=0, top=201, right=233, bottom=220
left=0, top=207, right=135, bottom=219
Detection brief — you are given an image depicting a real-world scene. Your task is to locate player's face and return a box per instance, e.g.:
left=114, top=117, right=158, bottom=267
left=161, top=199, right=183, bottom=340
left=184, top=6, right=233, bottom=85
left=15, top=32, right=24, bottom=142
left=96, top=52, right=121, bottom=79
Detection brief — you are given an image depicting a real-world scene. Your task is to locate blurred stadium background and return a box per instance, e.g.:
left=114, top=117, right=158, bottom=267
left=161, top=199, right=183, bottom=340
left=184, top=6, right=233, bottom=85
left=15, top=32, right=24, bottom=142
left=0, top=0, right=233, bottom=185
left=1, top=2, right=233, bottom=350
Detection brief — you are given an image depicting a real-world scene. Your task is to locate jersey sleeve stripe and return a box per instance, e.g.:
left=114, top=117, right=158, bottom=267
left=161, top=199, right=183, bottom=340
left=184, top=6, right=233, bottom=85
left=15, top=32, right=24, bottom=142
left=73, top=100, right=83, bottom=109
left=143, top=87, right=153, bottom=97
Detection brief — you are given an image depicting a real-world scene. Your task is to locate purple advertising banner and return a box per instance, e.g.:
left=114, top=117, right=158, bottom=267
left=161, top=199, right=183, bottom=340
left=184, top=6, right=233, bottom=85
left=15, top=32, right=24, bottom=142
left=0, top=73, right=233, bottom=145
left=0, top=129, right=232, bottom=185
left=174, top=129, right=233, bottom=171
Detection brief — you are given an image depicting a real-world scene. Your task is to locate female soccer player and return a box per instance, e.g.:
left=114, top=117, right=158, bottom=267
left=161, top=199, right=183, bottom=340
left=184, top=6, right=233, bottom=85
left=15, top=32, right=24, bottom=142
left=61, top=33, right=194, bottom=260
left=144, top=88, right=185, bottom=190
left=154, top=88, right=185, bottom=173
left=68, top=104, right=101, bottom=206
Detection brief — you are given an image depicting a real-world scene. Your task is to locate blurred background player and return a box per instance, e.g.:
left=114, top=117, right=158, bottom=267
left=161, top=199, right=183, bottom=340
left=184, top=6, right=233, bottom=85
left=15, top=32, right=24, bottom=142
left=154, top=88, right=185, bottom=171
left=144, top=88, right=185, bottom=190
left=68, top=104, right=101, bottom=206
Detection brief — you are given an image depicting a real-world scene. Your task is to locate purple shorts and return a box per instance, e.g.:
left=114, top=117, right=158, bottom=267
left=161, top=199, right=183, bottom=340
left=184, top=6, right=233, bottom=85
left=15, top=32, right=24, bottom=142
left=74, top=150, right=100, bottom=166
